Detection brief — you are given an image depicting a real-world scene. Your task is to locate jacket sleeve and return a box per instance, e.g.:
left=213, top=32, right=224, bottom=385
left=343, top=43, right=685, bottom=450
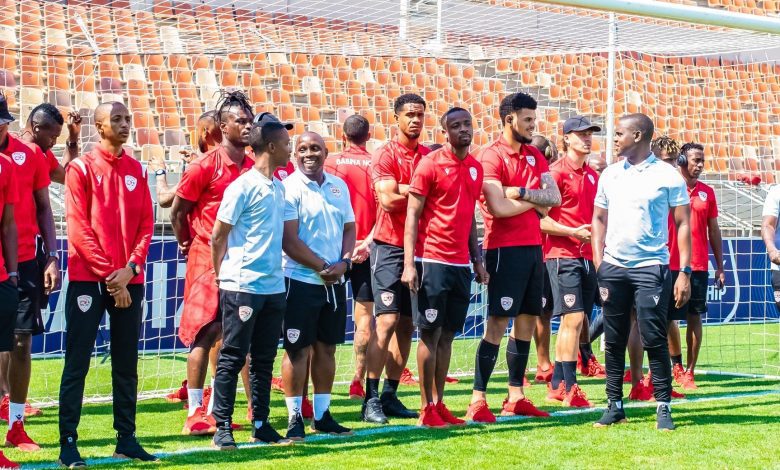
left=65, top=160, right=115, bottom=278
left=128, top=167, right=154, bottom=268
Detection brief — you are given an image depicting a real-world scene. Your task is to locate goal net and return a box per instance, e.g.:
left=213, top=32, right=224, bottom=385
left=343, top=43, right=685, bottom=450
left=3, top=0, right=778, bottom=406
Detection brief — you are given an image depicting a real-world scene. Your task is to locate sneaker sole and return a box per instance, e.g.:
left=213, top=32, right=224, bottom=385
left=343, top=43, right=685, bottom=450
left=593, top=418, right=628, bottom=428
left=181, top=427, right=215, bottom=436
left=466, top=418, right=496, bottom=424
left=285, top=435, right=305, bottom=441
left=545, top=396, right=565, bottom=403
left=657, top=425, right=676, bottom=432
left=499, top=410, right=550, bottom=418
left=166, top=397, right=185, bottom=403
left=112, top=453, right=161, bottom=462
left=6, top=440, right=41, bottom=452
left=349, top=394, right=365, bottom=400
left=249, top=437, right=294, bottom=446
left=416, top=422, right=448, bottom=428
left=443, top=421, right=467, bottom=426
left=209, top=443, right=237, bottom=451
left=58, top=459, right=87, bottom=468
left=310, top=428, right=354, bottom=436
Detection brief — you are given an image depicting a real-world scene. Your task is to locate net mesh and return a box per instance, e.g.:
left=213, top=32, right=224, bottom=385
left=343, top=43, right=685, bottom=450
left=1, top=0, right=778, bottom=406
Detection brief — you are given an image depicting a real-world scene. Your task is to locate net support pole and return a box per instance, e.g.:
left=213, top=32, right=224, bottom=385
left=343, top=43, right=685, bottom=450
left=605, top=12, right=616, bottom=163
left=435, top=0, right=443, bottom=45
left=399, top=0, right=409, bottom=40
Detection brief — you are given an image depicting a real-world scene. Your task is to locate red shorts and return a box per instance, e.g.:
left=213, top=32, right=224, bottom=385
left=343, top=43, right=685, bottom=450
left=178, top=238, right=219, bottom=347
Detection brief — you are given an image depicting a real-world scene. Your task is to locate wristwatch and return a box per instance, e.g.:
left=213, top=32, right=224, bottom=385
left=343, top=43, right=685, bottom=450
left=680, top=266, right=692, bottom=275
left=128, top=262, right=140, bottom=276
left=7, top=272, right=17, bottom=278
left=341, top=257, right=352, bottom=273
left=518, top=187, right=527, bottom=200
left=48, top=251, right=59, bottom=260
left=155, top=169, right=167, bottom=176
left=65, top=140, right=79, bottom=148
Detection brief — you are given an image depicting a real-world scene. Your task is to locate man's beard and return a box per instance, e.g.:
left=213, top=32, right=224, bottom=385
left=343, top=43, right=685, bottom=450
left=511, top=128, right=531, bottom=145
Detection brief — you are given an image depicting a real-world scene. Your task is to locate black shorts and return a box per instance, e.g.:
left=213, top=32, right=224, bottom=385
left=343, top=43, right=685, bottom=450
left=16, top=259, right=43, bottom=335
left=542, top=262, right=553, bottom=314
left=411, top=261, right=471, bottom=332
left=348, top=259, right=373, bottom=303
left=668, top=270, right=709, bottom=320
left=0, top=280, right=18, bottom=351
left=546, top=258, right=597, bottom=317
left=371, top=241, right=411, bottom=316
left=35, top=236, right=52, bottom=307
left=772, top=270, right=780, bottom=313
left=485, top=245, right=544, bottom=317
left=283, top=278, right=347, bottom=351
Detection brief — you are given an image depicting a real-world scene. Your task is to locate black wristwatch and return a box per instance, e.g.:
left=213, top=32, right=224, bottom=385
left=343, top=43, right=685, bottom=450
left=680, top=266, right=692, bottom=276
left=341, top=257, right=352, bottom=272
left=155, top=169, right=167, bottom=176
left=518, top=187, right=527, bottom=200
left=128, top=262, right=140, bottom=276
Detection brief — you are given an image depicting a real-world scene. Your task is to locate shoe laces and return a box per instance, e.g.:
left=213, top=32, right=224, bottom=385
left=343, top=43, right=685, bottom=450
left=657, top=404, right=671, bottom=419
left=570, top=385, right=587, bottom=399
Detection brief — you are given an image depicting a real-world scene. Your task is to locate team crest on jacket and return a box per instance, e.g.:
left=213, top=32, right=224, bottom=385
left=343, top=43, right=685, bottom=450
left=698, top=191, right=707, bottom=201
left=599, top=287, right=609, bottom=302
left=96, top=175, right=103, bottom=185
left=11, top=152, right=25, bottom=165
left=125, top=175, right=137, bottom=191
left=588, top=174, right=595, bottom=185
left=469, top=167, right=478, bottom=181
left=425, top=309, right=438, bottom=322
left=526, top=155, right=536, bottom=166
left=238, top=306, right=253, bottom=322
left=774, top=291, right=780, bottom=303
left=564, top=294, right=576, bottom=308
left=77, top=295, right=92, bottom=313
left=380, top=291, right=394, bottom=307
left=500, top=296, right=513, bottom=311
left=277, top=170, right=288, bottom=180
left=330, top=186, right=342, bottom=197
left=541, top=297, right=547, bottom=308
left=287, top=328, right=300, bottom=344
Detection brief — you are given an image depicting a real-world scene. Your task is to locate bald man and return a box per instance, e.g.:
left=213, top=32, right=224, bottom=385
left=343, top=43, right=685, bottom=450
left=281, top=132, right=356, bottom=439
left=58, top=102, right=157, bottom=466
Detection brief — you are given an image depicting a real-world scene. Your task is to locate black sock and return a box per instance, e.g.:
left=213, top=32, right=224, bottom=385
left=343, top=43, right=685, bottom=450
left=551, top=361, right=563, bottom=389
left=366, top=378, right=380, bottom=400
left=473, top=340, right=499, bottom=392
left=381, top=378, right=399, bottom=397
left=671, top=354, right=683, bottom=366
left=506, top=338, right=530, bottom=387
left=579, top=343, right=592, bottom=364
left=562, top=361, right=578, bottom=392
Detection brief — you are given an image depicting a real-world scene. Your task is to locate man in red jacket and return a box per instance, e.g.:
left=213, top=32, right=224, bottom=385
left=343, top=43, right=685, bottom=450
left=58, top=102, right=156, bottom=467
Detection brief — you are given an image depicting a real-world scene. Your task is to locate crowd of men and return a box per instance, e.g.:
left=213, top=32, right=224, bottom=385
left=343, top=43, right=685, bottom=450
left=0, top=85, right=732, bottom=467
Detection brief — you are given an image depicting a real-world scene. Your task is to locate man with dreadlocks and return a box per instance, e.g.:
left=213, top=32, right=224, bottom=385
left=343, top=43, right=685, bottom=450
left=170, top=91, right=255, bottom=436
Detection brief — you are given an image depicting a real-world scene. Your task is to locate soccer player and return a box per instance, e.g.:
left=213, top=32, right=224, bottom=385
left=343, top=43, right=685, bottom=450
left=0, top=94, right=59, bottom=452
left=363, top=94, right=429, bottom=424
left=209, top=120, right=292, bottom=449
left=667, top=143, right=723, bottom=389
left=592, top=113, right=691, bottom=431
left=281, top=131, right=356, bottom=439
left=467, top=92, right=561, bottom=423
left=541, top=116, right=602, bottom=408
left=762, top=173, right=780, bottom=314
left=58, top=102, right=156, bottom=465
left=401, top=107, right=488, bottom=426
left=19, top=104, right=81, bottom=184
left=324, top=115, right=376, bottom=400
left=170, top=91, right=255, bottom=435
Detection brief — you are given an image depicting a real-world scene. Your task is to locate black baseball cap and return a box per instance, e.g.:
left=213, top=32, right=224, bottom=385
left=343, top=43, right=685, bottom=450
left=0, top=93, right=14, bottom=125
left=563, top=116, right=601, bottom=134
left=253, top=111, right=293, bottom=130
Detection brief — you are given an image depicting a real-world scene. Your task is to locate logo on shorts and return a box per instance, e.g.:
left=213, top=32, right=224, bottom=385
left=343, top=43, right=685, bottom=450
left=541, top=297, right=547, bottom=308
left=564, top=294, right=576, bottom=308
left=330, top=186, right=342, bottom=197
left=238, top=306, right=253, bottom=322
left=125, top=175, right=137, bottom=191
left=652, top=295, right=660, bottom=305
left=277, top=170, right=288, bottom=180
left=11, top=152, right=25, bottom=165
left=286, top=328, right=300, bottom=344
left=698, top=191, right=707, bottom=201
left=526, top=155, right=536, bottom=167
left=500, top=296, right=513, bottom=311
left=380, top=291, right=394, bottom=307
left=774, top=291, right=780, bottom=303
left=599, top=287, right=609, bottom=302
left=425, top=309, right=438, bottom=322
left=588, top=174, right=595, bottom=185
left=444, top=168, right=451, bottom=175
left=96, top=174, right=103, bottom=185
left=469, top=167, right=478, bottom=181
left=77, top=295, right=92, bottom=312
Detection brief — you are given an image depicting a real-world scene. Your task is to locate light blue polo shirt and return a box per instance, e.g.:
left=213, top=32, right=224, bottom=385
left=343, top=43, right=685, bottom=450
left=216, top=168, right=286, bottom=295
left=594, top=154, right=689, bottom=268
left=282, top=170, right=355, bottom=285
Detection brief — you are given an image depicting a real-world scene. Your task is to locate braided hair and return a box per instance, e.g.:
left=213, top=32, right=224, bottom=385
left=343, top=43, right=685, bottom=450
left=651, top=135, right=680, bottom=158
left=215, top=90, right=253, bottom=124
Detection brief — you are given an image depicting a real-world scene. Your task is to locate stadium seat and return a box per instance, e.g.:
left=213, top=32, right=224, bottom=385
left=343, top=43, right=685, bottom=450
left=136, top=128, right=161, bottom=147
left=163, top=129, right=188, bottom=146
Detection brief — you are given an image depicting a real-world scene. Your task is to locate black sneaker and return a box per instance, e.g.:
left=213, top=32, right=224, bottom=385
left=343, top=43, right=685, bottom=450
left=113, top=434, right=159, bottom=462
left=381, top=393, right=419, bottom=419
left=286, top=413, right=306, bottom=441
left=312, top=410, right=353, bottom=435
left=58, top=436, right=87, bottom=468
left=212, top=426, right=237, bottom=450
left=251, top=422, right=292, bottom=445
left=656, top=403, right=675, bottom=431
left=593, top=400, right=628, bottom=427
left=362, top=397, right=389, bottom=424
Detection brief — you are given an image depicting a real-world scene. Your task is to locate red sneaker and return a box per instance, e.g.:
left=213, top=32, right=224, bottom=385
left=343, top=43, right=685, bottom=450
left=628, top=382, right=654, bottom=401
left=417, top=404, right=447, bottom=427
left=501, top=397, right=550, bottom=417
left=271, top=376, right=284, bottom=393
left=301, top=396, right=314, bottom=420
left=400, top=368, right=418, bottom=386
left=182, top=407, right=214, bottom=436
left=203, top=411, right=241, bottom=431
left=202, top=387, right=212, bottom=412
left=436, top=402, right=465, bottom=426
left=576, top=351, right=584, bottom=372
left=623, top=369, right=632, bottom=383
left=563, top=384, right=592, bottom=408
left=23, top=402, right=42, bottom=418
left=465, top=400, right=496, bottom=423
left=535, top=365, right=554, bottom=384
left=349, top=380, right=365, bottom=400
left=166, top=380, right=188, bottom=403
left=445, top=376, right=459, bottom=384
left=0, top=396, right=8, bottom=422
left=546, top=382, right=565, bottom=402
left=583, top=356, right=607, bottom=378
left=671, top=388, right=686, bottom=399
left=5, top=421, right=40, bottom=452
left=672, top=363, right=685, bottom=386
left=682, top=370, right=698, bottom=390
left=0, top=450, right=18, bottom=469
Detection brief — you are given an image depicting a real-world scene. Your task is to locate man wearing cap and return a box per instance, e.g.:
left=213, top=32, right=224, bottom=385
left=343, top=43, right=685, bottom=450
left=542, top=116, right=602, bottom=408
left=0, top=92, right=59, bottom=452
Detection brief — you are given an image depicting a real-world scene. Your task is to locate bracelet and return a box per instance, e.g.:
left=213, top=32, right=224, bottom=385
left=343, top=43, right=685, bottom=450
left=65, top=140, right=79, bottom=148
left=7, top=272, right=17, bottom=277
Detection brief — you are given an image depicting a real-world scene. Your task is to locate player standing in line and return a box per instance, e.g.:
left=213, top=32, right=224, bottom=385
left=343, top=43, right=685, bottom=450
left=170, top=92, right=256, bottom=435
left=19, top=104, right=81, bottom=184
left=401, top=108, right=488, bottom=426
left=281, top=131, right=356, bottom=440
left=324, top=115, right=376, bottom=400
left=666, top=143, right=723, bottom=389
left=362, top=94, right=429, bottom=424
left=0, top=94, right=59, bottom=452
left=762, top=170, right=780, bottom=314
left=592, top=113, right=690, bottom=431
left=541, top=117, right=602, bottom=408
left=466, top=93, right=561, bottom=423
left=58, top=102, right=156, bottom=465
left=209, top=121, right=292, bottom=448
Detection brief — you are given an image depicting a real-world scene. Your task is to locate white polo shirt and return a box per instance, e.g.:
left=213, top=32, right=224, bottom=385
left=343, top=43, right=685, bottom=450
left=762, top=185, right=780, bottom=271
left=216, top=168, right=286, bottom=295
left=594, top=153, right=689, bottom=268
left=282, top=170, right=355, bottom=285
